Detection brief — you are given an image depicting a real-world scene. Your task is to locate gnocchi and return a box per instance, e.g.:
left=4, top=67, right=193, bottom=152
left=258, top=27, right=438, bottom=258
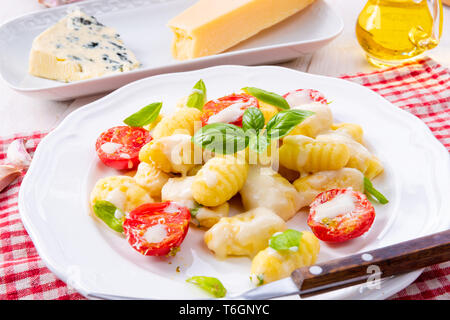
left=293, top=168, right=364, bottom=208
left=288, top=102, right=332, bottom=137
left=134, top=162, right=170, bottom=197
left=152, top=107, right=202, bottom=139
left=161, top=176, right=229, bottom=228
left=90, top=176, right=153, bottom=213
left=250, top=231, right=320, bottom=285
left=279, top=135, right=350, bottom=173
left=139, top=134, right=195, bottom=175
left=204, top=207, right=286, bottom=259
left=191, top=155, right=248, bottom=207
left=240, top=165, right=301, bottom=221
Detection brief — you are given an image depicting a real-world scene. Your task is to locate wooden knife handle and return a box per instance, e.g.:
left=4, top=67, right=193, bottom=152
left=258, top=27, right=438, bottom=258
left=291, top=229, right=450, bottom=297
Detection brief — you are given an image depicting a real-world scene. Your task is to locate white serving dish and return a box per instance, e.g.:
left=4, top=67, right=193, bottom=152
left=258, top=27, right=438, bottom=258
left=0, top=0, right=343, bottom=101
left=18, top=65, right=450, bottom=300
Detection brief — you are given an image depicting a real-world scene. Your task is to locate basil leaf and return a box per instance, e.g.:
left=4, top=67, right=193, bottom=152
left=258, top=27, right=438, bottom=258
left=93, top=200, right=124, bottom=233
left=364, top=177, right=389, bottom=204
left=266, top=109, right=314, bottom=139
left=186, top=276, right=227, bottom=298
left=269, top=229, right=302, bottom=252
left=186, top=79, right=207, bottom=110
left=242, top=107, right=265, bottom=133
left=189, top=202, right=203, bottom=219
left=242, top=87, right=290, bottom=110
left=248, top=131, right=269, bottom=154
left=192, top=123, right=247, bottom=155
left=123, top=102, right=162, bottom=127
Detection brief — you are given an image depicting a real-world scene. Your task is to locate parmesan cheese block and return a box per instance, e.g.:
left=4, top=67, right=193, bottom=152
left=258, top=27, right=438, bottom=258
left=29, top=9, right=140, bottom=82
left=168, top=0, right=316, bottom=60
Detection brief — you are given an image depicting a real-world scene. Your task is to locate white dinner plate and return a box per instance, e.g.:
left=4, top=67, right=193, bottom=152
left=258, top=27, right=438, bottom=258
left=0, top=0, right=343, bottom=101
left=19, top=65, right=450, bottom=300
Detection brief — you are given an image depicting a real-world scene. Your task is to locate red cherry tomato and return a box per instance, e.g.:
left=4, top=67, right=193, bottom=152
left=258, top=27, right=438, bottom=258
left=123, top=202, right=190, bottom=256
left=308, top=188, right=375, bottom=243
left=200, top=93, right=259, bottom=127
left=283, top=89, right=328, bottom=106
left=95, top=126, right=152, bottom=170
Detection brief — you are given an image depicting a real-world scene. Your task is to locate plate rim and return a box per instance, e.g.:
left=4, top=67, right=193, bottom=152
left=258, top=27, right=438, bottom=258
left=0, top=0, right=343, bottom=94
left=18, top=64, right=450, bottom=300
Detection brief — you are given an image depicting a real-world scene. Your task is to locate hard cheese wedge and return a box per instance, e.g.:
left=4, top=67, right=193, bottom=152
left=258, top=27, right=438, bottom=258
left=168, top=0, right=316, bottom=60
left=29, top=9, right=140, bottom=82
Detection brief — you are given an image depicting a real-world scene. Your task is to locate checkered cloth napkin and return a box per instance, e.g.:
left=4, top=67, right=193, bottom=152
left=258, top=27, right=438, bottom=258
left=0, top=58, right=449, bottom=300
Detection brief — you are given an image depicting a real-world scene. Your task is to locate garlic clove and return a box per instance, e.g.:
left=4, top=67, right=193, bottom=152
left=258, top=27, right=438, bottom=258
left=0, top=165, right=21, bottom=192
left=7, top=139, right=32, bottom=169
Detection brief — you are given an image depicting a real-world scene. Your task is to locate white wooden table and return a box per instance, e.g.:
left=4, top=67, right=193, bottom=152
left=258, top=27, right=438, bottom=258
left=0, top=0, right=449, bottom=136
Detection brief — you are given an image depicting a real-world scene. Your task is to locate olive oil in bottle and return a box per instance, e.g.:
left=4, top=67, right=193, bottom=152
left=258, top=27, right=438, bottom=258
left=355, top=0, right=443, bottom=67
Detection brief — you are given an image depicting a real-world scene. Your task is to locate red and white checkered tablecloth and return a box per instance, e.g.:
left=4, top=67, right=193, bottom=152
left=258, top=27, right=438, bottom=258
left=0, top=58, right=449, bottom=300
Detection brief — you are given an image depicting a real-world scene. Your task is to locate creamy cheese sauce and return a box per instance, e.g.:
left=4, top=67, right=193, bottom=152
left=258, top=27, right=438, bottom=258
left=207, top=101, right=252, bottom=124
left=160, top=134, right=192, bottom=163
left=143, top=224, right=167, bottom=244
left=100, top=142, right=122, bottom=154
left=191, top=88, right=203, bottom=95
left=161, top=176, right=195, bottom=205
left=165, top=202, right=181, bottom=213
left=202, top=168, right=218, bottom=187
left=285, top=90, right=314, bottom=107
left=314, top=192, right=355, bottom=222
left=114, top=208, right=124, bottom=219
left=105, top=188, right=126, bottom=212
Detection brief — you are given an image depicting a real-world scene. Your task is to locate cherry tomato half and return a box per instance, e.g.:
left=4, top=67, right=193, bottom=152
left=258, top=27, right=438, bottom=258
left=283, top=89, right=328, bottom=106
left=123, top=202, right=190, bottom=256
left=307, top=188, right=375, bottom=243
left=200, top=93, right=259, bottom=127
left=95, top=126, right=152, bottom=170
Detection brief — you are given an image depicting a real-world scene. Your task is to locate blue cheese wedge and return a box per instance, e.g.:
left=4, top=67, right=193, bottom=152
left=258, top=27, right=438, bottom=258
left=28, top=9, right=140, bottom=82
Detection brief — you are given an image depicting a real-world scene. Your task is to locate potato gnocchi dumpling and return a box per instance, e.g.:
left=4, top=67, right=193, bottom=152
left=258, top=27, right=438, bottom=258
left=279, top=135, right=350, bottom=173
left=139, top=134, right=195, bottom=175
left=194, top=203, right=230, bottom=229
left=134, top=162, right=170, bottom=197
left=288, top=103, right=332, bottom=137
left=192, top=155, right=248, bottom=207
left=293, top=168, right=364, bottom=209
left=152, top=107, right=202, bottom=139
left=316, top=131, right=384, bottom=179
left=161, top=176, right=230, bottom=228
left=331, top=123, right=364, bottom=144
left=204, top=207, right=286, bottom=259
left=240, top=166, right=301, bottom=221
left=250, top=231, right=320, bottom=285
left=258, top=101, right=279, bottom=124
left=90, top=176, right=153, bottom=213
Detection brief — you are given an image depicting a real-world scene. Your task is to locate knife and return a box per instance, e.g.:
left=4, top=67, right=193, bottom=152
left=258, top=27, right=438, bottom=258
left=88, top=229, right=450, bottom=300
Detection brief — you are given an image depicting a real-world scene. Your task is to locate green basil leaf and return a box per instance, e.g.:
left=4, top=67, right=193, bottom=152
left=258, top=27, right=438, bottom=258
left=364, top=177, right=389, bottom=204
left=189, top=203, right=203, bottom=218
left=186, top=276, right=227, bottom=298
left=242, top=87, right=290, bottom=110
left=192, top=123, right=247, bottom=155
left=186, top=79, right=207, bottom=110
left=93, top=200, right=124, bottom=233
left=266, top=109, right=314, bottom=139
left=269, top=229, right=302, bottom=252
left=248, top=131, right=269, bottom=154
left=242, top=107, right=265, bottom=133
left=123, top=102, right=162, bottom=127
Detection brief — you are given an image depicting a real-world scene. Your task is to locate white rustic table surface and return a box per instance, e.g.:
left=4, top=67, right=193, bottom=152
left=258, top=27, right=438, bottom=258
left=0, top=0, right=449, bottom=136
